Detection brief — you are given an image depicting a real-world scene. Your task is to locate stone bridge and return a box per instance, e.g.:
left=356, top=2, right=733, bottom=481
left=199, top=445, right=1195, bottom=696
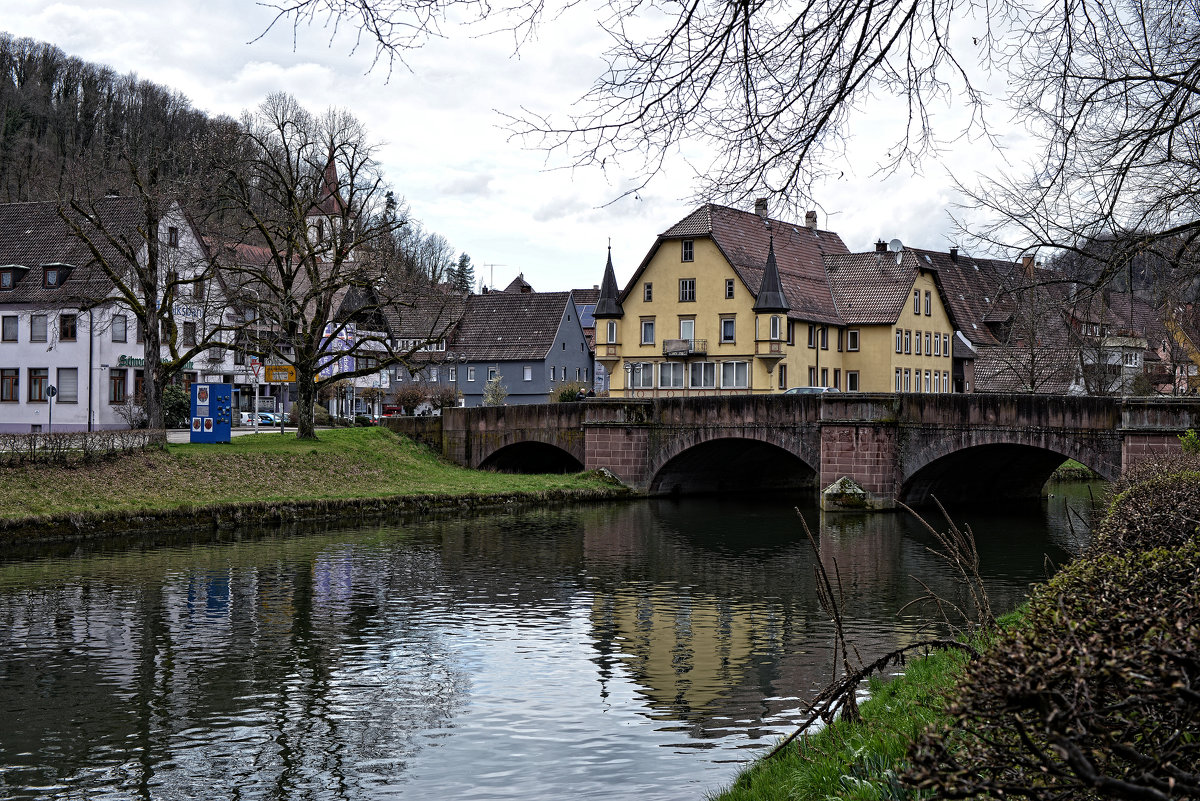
left=387, top=394, right=1200, bottom=508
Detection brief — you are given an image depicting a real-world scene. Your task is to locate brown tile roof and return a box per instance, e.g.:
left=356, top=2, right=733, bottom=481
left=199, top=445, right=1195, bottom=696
left=0, top=198, right=145, bottom=306
left=453, top=291, right=574, bottom=361
left=570, top=288, right=601, bottom=305
left=824, top=251, right=918, bottom=324
left=503, top=273, right=534, bottom=293
left=381, top=284, right=468, bottom=342
left=972, top=344, right=1078, bottom=393
left=626, top=204, right=849, bottom=324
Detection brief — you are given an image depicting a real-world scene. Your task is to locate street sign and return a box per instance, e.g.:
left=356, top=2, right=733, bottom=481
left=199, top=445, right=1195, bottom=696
left=47, top=385, right=57, bottom=398
left=264, top=365, right=296, bottom=383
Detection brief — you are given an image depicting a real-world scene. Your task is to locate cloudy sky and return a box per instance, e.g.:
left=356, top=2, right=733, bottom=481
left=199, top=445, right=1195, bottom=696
left=6, top=1, right=1024, bottom=292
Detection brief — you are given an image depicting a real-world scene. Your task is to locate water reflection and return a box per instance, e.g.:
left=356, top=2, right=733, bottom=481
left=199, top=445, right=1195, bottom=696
left=0, top=488, right=1097, bottom=800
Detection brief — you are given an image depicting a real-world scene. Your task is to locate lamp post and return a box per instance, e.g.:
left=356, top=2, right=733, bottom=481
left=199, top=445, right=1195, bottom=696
left=624, top=361, right=633, bottom=399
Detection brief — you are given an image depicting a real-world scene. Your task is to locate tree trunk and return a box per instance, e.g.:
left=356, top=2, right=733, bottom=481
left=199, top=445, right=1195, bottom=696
left=295, top=367, right=319, bottom=440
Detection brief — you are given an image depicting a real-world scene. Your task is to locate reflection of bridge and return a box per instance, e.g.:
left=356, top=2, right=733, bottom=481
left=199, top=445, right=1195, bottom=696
left=389, top=395, right=1200, bottom=508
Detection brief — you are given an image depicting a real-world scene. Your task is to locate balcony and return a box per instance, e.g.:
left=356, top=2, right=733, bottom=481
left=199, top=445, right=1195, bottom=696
left=754, top=339, right=785, bottom=356
left=663, top=339, right=707, bottom=357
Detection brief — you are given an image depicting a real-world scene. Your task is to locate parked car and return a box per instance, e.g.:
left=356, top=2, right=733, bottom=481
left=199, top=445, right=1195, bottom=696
left=783, top=386, right=841, bottom=394
left=258, top=412, right=278, bottom=425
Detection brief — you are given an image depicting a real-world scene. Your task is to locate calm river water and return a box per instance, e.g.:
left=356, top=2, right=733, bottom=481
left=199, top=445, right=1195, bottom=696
left=0, top=487, right=1098, bottom=800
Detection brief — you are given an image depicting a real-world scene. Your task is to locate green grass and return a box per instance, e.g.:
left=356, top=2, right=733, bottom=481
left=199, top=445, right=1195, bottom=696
left=0, top=427, right=620, bottom=520
left=711, top=611, right=1027, bottom=801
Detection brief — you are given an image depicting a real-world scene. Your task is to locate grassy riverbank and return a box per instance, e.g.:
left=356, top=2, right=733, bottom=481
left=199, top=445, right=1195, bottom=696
left=0, top=427, right=624, bottom=528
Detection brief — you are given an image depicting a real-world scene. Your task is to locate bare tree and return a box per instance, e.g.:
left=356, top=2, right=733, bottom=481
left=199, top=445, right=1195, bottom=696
left=217, top=93, right=461, bottom=440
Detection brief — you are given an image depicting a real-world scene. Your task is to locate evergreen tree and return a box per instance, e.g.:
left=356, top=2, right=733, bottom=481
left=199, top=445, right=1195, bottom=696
left=453, top=252, right=474, bottom=293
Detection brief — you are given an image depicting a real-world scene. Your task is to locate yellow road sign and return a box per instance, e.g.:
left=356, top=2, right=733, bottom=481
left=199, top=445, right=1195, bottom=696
left=264, top=365, right=296, bottom=383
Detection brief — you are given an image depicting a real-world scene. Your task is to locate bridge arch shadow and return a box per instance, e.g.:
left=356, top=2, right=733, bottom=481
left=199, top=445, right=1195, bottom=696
left=649, top=437, right=817, bottom=496
left=900, top=443, right=1105, bottom=507
left=479, top=442, right=584, bottom=474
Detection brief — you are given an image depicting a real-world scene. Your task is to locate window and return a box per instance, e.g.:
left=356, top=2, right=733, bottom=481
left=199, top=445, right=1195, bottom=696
left=0, top=368, right=16, bottom=401
left=606, top=320, right=617, bottom=343
left=29, top=368, right=48, bottom=402
left=549, top=366, right=555, bottom=382
left=833, top=368, right=841, bottom=389
left=895, top=368, right=902, bottom=391
left=0, top=270, right=12, bottom=290
left=809, top=367, right=817, bottom=386
left=112, top=314, right=126, bottom=343
left=59, top=314, right=76, bottom=342
left=924, top=332, right=931, bottom=355
left=576, top=367, right=582, bottom=380
left=779, top=364, right=788, bottom=390
left=769, top=315, right=781, bottom=340
left=924, top=290, right=931, bottom=315
left=1, top=316, right=16, bottom=342
left=643, top=282, right=653, bottom=302
left=847, top=371, right=859, bottom=392
left=194, top=277, right=205, bottom=301
left=904, top=369, right=911, bottom=392
left=820, top=327, right=828, bottom=350
left=109, top=368, right=127, bottom=403
left=904, top=330, right=911, bottom=354
left=689, top=362, right=716, bottom=388
left=429, top=367, right=439, bottom=382
left=720, top=317, right=736, bottom=343
left=943, top=333, right=950, bottom=357
left=487, top=367, right=498, bottom=381
left=168, top=226, right=179, bottom=247
left=924, top=370, right=931, bottom=393
left=895, top=328, right=903, bottom=353
left=725, top=279, right=735, bottom=299
left=679, top=278, right=696, bottom=302
left=523, top=365, right=532, bottom=381
left=629, top=362, right=655, bottom=389
left=934, top=372, right=941, bottom=393
left=641, top=319, right=655, bottom=344
left=448, top=367, right=456, bottom=382
left=943, top=371, right=950, bottom=391
left=134, top=370, right=145, bottom=402
left=915, top=331, right=922, bottom=355
left=821, top=367, right=828, bottom=387
left=808, top=325, right=817, bottom=348
left=561, top=366, right=567, bottom=381
left=57, top=367, right=78, bottom=403
left=468, top=367, right=476, bottom=381
left=787, top=320, right=795, bottom=345
left=913, top=290, right=921, bottom=315
left=837, top=328, right=844, bottom=352
left=847, top=329, right=859, bottom=351
left=681, top=240, right=694, bottom=262
left=934, top=334, right=941, bottom=356
left=680, top=319, right=695, bottom=341
left=659, top=362, right=685, bottom=388
left=183, top=321, right=196, bottom=346
left=31, top=315, right=47, bottom=342
left=721, top=361, right=748, bottom=388
left=44, top=267, right=59, bottom=287
left=137, top=319, right=145, bottom=344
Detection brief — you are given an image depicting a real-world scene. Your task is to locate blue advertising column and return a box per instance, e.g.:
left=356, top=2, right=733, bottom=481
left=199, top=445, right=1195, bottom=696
left=190, top=383, right=233, bottom=443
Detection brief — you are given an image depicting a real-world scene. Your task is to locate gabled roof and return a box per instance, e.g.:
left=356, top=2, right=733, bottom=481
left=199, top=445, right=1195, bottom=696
left=453, top=291, right=577, bottom=361
left=503, top=273, right=534, bottom=293
left=825, top=250, right=919, bottom=324
left=0, top=197, right=146, bottom=305
left=623, top=204, right=849, bottom=324
left=380, top=283, right=468, bottom=342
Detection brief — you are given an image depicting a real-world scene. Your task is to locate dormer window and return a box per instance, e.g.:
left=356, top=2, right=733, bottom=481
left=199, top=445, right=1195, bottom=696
left=0, top=270, right=12, bottom=290
left=168, top=226, right=179, bottom=247
left=44, top=267, right=59, bottom=288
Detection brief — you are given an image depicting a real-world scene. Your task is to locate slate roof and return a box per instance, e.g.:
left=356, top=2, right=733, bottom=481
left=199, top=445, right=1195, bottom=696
left=453, top=291, right=575, bottom=361
left=0, top=198, right=145, bottom=306
left=625, top=204, right=849, bottom=325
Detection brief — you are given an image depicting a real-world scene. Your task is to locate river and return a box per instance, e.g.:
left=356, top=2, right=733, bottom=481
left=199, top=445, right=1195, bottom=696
left=0, top=485, right=1098, bottom=800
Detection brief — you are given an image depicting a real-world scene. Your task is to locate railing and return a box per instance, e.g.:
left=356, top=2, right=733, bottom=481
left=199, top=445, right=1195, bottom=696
left=662, top=339, right=708, bottom=357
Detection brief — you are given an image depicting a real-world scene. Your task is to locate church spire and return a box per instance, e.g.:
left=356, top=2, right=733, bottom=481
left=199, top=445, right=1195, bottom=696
left=753, top=234, right=789, bottom=313
left=593, top=244, right=624, bottom=318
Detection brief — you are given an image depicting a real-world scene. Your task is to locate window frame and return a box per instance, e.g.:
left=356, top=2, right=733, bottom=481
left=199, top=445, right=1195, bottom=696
left=681, top=240, right=695, bottom=262
left=913, top=290, right=921, bottom=315
left=1, top=315, right=16, bottom=342
left=0, top=368, right=17, bottom=401
left=720, top=316, right=736, bottom=344
left=629, top=362, right=656, bottom=389
left=56, top=367, right=78, bottom=403
left=643, top=282, right=653, bottom=302
left=924, top=290, right=932, bottom=316
left=640, top=318, right=655, bottom=345
left=109, top=368, right=127, bottom=404
left=847, top=329, right=860, bottom=352
left=112, top=314, right=127, bottom=343
left=678, top=278, right=696, bottom=302
left=659, top=362, right=685, bottom=389
left=59, top=313, right=77, bottom=342
left=689, top=361, right=716, bottom=389
left=606, top=320, right=617, bottom=343
left=847, top=371, right=859, bottom=392
left=523, top=365, right=532, bottom=381
left=28, top=367, right=48, bottom=402
left=720, top=360, right=749, bottom=389
left=904, top=330, right=911, bottom=354
left=30, top=314, right=47, bottom=343
left=725, top=278, right=735, bottom=299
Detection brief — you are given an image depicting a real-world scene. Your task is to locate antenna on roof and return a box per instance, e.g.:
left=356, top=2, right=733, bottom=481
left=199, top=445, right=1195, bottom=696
left=887, top=238, right=904, bottom=265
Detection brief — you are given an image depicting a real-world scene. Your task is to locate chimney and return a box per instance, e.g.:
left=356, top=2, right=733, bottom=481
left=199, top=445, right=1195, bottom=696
left=754, top=198, right=768, bottom=218
left=875, top=240, right=888, bottom=253
left=805, top=210, right=818, bottom=229
left=593, top=284, right=599, bottom=290
left=1021, top=255, right=1035, bottom=278
left=949, top=246, right=958, bottom=263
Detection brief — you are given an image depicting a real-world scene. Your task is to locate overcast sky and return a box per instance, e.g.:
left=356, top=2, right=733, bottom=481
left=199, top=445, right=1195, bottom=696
left=6, top=1, right=1025, bottom=293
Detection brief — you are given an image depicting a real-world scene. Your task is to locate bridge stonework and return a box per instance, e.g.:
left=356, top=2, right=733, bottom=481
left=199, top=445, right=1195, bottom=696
left=396, top=394, right=1200, bottom=508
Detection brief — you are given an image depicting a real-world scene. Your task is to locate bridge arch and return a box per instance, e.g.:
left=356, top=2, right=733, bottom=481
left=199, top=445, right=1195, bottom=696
left=647, top=431, right=818, bottom=496
left=899, top=430, right=1118, bottom=506
left=478, top=441, right=585, bottom=474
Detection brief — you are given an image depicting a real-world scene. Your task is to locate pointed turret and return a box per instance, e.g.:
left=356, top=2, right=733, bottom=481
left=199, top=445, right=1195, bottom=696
left=753, top=235, right=790, bottom=313
left=593, top=246, right=624, bottom=319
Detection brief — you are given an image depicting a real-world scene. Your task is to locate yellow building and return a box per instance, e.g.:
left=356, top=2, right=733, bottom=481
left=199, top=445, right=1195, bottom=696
left=594, top=203, right=962, bottom=396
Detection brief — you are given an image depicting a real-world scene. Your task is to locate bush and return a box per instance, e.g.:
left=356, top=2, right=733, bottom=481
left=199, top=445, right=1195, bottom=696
left=162, top=384, right=190, bottom=428
left=354, top=414, right=374, bottom=427
left=1093, top=455, right=1200, bottom=554
left=313, top=404, right=332, bottom=427
left=392, top=386, right=426, bottom=416
left=482, top=375, right=507, bottom=406
left=428, top=385, right=461, bottom=409
left=905, top=460, right=1200, bottom=800
left=1180, top=428, right=1200, bottom=454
